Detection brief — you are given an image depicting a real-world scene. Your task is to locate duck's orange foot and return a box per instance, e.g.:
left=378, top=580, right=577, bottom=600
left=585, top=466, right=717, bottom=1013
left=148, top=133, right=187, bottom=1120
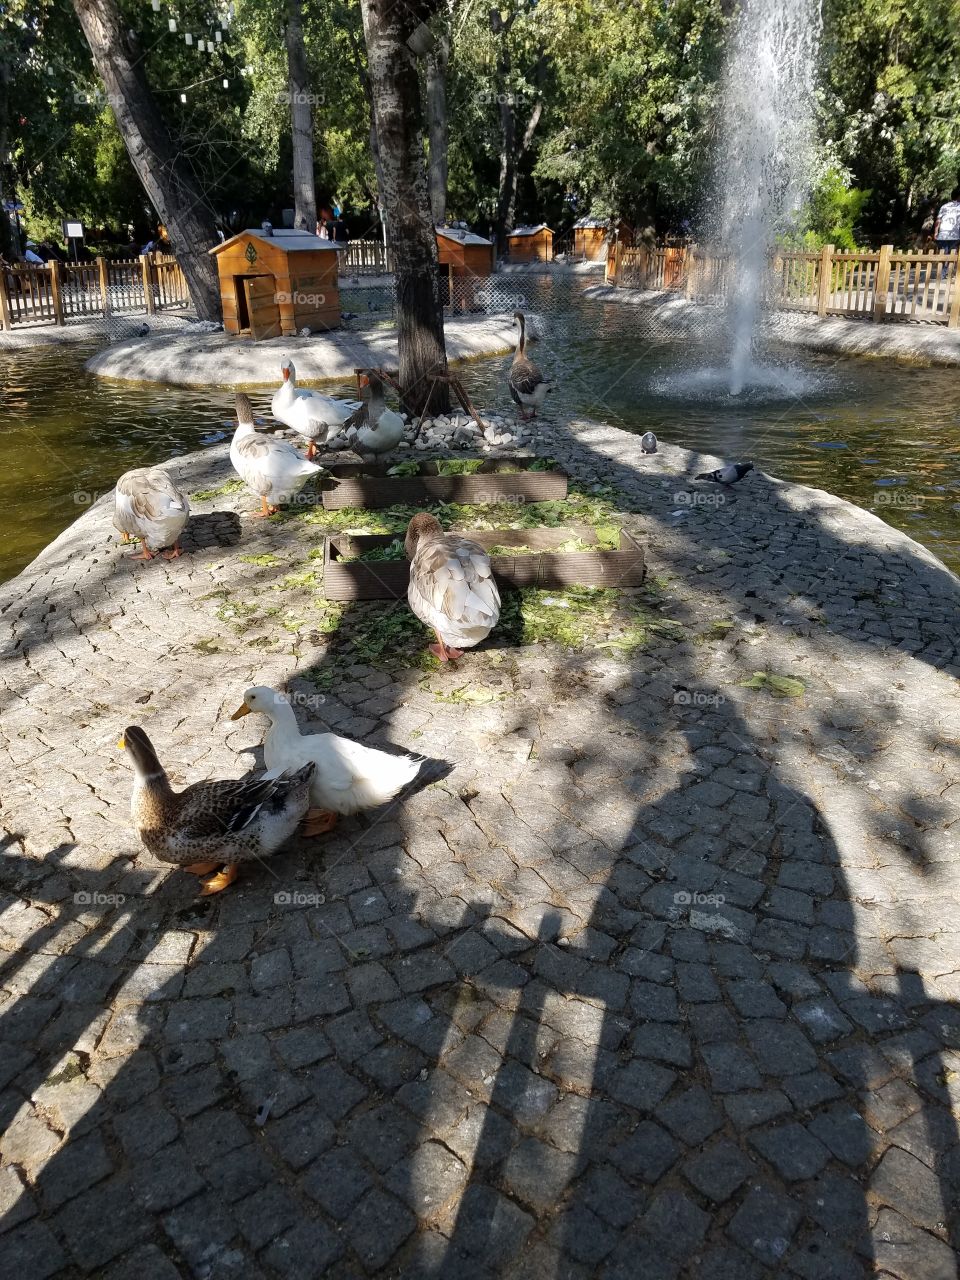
left=184, top=860, right=221, bottom=875
left=199, top=864, right=240, bottom=895
left=301, top=808, right=338, bottom=837
left=128, top=547, right=155, bottom=561
left=161, top=542, right=183, bottom=560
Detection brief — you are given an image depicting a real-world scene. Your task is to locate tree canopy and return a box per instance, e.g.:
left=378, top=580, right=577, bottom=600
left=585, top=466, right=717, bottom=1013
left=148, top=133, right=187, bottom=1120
left=3, top=0, right=959, bottom=252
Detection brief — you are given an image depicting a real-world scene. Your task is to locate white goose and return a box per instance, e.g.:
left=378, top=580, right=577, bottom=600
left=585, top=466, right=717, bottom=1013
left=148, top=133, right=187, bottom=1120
left=114, top=466, right=190, bottom=560
left=230, top=393, right=321, bottom=516
left=231, top=686, right=423, bottom=836
left=404, top=513, right=501, bottom=662
left=271, top=357, right=361, bottom=458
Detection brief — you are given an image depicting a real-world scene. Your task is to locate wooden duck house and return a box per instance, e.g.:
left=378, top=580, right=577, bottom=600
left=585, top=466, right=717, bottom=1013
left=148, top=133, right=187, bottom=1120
left=506, top=224, right=554, bottom=262
left=572, top=216, right=632, bottom=262
left=435, top=226, right=495, bottom=278
left=210, top=228, right=340, bottom=340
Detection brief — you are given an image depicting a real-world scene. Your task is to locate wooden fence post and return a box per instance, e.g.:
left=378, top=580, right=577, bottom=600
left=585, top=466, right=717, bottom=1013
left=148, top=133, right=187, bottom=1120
left=141, top=254, right=156, bottom=314
left=0, top=267, right=12, bottom=330
left=684, top=245, right=697, bottom=299
left=949, top=248, right=960, bottom=329
left=97, top=255, right=111, bottom=315
left=873, top=244, right=892, bottom=322
left=48, top=260, right=65, bottom=325
left=606, top=240, right=618, bottom=285
left=816, top=244, right=834, bottom=316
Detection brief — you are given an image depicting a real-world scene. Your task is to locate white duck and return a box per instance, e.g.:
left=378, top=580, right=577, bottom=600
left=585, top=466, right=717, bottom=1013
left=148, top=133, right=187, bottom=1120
left=114, top=466, right=190, bottom=560
left=352, top=372, right=406, bottom=455
left=231, top=686, right=423, bottom=836
left=271, top=357, right=361, bottom=458
left=404, top=513, right=501, bottom=662
left=230, top=392, right=321, bottom=516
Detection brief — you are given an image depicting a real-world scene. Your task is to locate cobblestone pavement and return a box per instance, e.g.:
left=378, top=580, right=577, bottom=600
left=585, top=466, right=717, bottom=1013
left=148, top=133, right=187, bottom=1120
left=1, top=416, right=959, bottom=1279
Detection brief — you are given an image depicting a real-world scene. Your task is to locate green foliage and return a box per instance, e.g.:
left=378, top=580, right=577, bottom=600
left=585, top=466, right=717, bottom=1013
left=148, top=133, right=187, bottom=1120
left=798, top=167, right=871, bottom=249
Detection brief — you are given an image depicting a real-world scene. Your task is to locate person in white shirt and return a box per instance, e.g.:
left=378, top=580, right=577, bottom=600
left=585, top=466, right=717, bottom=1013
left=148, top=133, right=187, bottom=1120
left=934, top=187, right=960, bottom=252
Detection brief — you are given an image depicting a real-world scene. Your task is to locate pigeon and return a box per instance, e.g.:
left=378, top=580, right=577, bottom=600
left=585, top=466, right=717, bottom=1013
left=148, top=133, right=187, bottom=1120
left=696, top=461, right=754, bottom=485
left=640, top=431, right=658, bottom=453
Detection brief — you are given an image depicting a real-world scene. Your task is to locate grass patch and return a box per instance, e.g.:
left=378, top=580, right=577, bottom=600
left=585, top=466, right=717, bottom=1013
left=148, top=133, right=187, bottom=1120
left=192, top=478, right=245, bottom=501
left=239, top=553, right=282, bottom=567
left=284, top=488, right=622, bottom=537
left=738, top=671, right=806, bottom=698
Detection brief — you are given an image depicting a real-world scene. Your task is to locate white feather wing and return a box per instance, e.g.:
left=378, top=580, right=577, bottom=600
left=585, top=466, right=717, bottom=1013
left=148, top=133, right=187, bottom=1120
left=408, top=535, right=500, bottom=648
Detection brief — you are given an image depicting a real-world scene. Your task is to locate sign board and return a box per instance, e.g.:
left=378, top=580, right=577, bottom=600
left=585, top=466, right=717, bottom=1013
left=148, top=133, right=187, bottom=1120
left=63, top=220, right=84, bottom=239
left=3, top=199, right=24, bottom=213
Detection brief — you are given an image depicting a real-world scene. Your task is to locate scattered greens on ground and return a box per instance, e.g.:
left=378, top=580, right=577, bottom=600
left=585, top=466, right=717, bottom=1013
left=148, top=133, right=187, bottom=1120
left=385, top=461, right=422, bottom=477
left=738, top=671, right=806, bottom=698
left=340, top=537, right=407, bottom=563
left=192, top=477, right=245, bottom=501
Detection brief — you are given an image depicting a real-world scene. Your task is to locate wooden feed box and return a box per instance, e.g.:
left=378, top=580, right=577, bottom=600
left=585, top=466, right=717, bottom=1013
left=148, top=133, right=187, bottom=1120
left=572, top=217, right=633, bottom=262
left=319, top=456, right=569, bottom=510
left=322, top=526, right=645, bottom=601
left=210, top=228, right=340, bottom=340
left=507, top=225, right=554, bottom=262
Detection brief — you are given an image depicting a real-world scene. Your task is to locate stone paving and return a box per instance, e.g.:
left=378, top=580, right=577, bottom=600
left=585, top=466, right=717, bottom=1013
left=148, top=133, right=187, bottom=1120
left=1, top=413, right=959, bottom=1279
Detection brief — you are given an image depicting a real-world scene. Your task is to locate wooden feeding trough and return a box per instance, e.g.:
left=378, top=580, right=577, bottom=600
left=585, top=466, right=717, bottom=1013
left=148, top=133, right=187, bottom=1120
left=572, top=216, right=633, bottom=262
left=319, top=456, right=569, bottom=510
left=321, top=526, right=645, bottom=602
left=210, top=228, right=340, bottom=340
left=506, top=225, right=554, bottom=262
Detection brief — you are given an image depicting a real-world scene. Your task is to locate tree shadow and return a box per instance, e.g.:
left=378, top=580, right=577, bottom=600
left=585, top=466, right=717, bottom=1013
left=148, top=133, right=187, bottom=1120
left=1, top=412, right=959, bottom=1275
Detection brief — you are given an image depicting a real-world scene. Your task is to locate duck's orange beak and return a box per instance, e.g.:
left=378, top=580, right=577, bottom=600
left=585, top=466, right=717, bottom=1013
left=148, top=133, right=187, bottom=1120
left=230, top=703, right=251, bottom=720
left=117, top=734, right=126, bottom=749
left=282, top=368, right=290, bottom=381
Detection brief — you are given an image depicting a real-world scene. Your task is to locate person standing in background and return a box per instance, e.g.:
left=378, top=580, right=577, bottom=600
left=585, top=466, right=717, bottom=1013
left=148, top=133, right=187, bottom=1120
left=933, top=187, right=960, bottom=253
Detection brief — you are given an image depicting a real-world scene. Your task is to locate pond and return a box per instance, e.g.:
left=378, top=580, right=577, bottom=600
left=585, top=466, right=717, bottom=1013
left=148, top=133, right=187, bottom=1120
left=1, top=279, right=959, bottom=583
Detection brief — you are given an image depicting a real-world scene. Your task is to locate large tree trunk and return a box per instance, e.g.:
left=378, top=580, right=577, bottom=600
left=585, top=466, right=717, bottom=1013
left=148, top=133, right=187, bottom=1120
left=490, top=12, right=545, bottom=256
left=284, top=0, right=317, bottom=231
left=71, top=0, right=221, bottom=320
left=425, top=24, right=450, bottom=226
left=360, top=0, right=449, bottom=416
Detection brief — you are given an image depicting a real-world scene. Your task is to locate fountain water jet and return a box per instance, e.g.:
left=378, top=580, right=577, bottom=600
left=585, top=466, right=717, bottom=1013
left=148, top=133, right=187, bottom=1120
left=716, top=0, right=821, bottom=396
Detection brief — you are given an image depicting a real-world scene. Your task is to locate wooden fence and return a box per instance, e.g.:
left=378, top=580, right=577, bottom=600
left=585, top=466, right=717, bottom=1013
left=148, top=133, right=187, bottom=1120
left=338, top=239, right=392, bottom=276
left=607, top=242, right=960, bottom=327
left=0, top=254, right=189, bottom=329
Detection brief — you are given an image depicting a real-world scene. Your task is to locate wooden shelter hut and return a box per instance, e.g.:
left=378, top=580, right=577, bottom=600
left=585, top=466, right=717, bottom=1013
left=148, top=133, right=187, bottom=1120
left=506, top=224, right=554, bottom=262
left=435, top=226, right=495, bottom=311
left=210, top=228, right=340, bottom=340
left=572, top=216, right=632, bottom=262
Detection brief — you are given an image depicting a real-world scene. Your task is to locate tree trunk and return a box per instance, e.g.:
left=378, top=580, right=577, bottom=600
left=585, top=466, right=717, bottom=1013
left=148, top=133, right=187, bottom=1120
left=425, top=25, right=450, bottom=226
left=71, top=0, right=221, bottom=320
left=359, top=0, right=449, bottom=416
left=284, top=0, right=317, bottom=232
left=491, top=9, right=516, bottom=255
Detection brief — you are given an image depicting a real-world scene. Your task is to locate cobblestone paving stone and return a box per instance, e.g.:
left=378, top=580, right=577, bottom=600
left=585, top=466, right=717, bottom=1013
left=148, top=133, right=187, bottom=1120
left=1, top=414, right=959, bottom=1278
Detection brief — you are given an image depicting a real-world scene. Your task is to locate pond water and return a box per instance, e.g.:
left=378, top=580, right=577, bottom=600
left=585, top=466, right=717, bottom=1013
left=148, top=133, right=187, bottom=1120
left=2, top=277, right=959, bottom=583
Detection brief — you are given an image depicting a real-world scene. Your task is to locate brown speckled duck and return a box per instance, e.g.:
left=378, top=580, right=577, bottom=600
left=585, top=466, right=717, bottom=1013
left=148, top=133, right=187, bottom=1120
left=118, top=724, right=313, bottom=894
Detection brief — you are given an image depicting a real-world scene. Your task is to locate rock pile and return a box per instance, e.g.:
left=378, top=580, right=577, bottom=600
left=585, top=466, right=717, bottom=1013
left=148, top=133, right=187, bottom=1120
left=324, top=407, right=533, bottom=455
